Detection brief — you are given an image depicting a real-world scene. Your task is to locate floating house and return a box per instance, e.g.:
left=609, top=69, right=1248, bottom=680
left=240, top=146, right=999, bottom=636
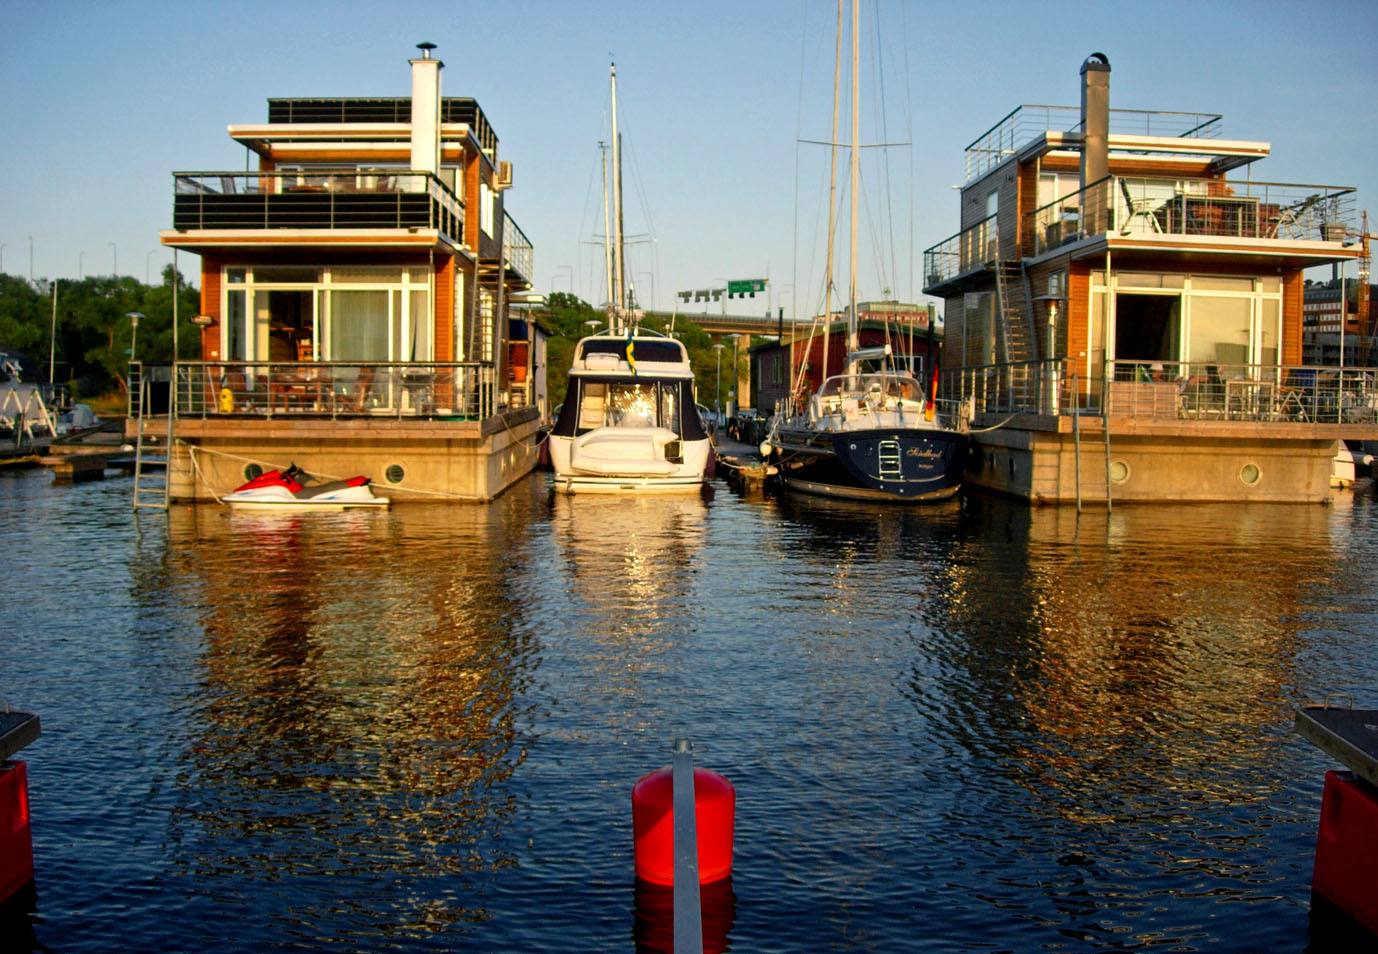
left=923, top=54, right=1371, bottom=504
left=146, top=44, right=540, bottom=502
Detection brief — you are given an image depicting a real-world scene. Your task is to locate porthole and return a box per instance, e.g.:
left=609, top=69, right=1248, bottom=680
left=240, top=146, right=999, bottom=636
left=243, top=463, right=263, bottom=481
left=1240, top=462, right=1261, bottom=485
left=1108, top=459, right=1130, bottom=483
left=385, top=463, right=406, bottom=485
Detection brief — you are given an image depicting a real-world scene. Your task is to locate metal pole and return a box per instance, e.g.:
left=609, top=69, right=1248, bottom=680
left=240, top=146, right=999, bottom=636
left=671, top=738, right=704, bottom=954
left=49, top=280, right=58, bottom=385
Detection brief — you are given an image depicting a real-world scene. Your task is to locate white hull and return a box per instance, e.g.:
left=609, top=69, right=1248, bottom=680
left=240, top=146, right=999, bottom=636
left=223, top=497, right=391, bottom=510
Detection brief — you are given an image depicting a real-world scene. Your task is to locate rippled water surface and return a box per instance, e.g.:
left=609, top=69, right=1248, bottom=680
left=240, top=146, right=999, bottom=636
left=3, top=466, right=1376, bottom=952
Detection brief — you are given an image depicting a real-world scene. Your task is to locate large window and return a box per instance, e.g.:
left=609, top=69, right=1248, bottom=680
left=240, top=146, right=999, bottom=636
left=220, top=265, right=433, bottom=363
left=1111, top=272, right=1283, bottom=373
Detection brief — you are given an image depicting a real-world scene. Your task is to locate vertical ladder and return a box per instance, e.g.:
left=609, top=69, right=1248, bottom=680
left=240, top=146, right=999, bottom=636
left=131, top=362, right=171, bottom=510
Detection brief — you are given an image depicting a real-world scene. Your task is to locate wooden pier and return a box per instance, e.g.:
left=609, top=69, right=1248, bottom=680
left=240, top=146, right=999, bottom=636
left=713, top=434, right=773, bottom=487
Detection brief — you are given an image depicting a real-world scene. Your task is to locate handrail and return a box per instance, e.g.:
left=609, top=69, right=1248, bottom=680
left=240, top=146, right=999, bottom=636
left=132, top=360, right=500, bottom=422
left=172, top=170, right=465, bottom=239
left=939, top=358, right=1378, bottom=426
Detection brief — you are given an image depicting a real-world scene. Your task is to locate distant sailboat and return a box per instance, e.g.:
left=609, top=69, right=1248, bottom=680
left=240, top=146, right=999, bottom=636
left=547, top=64, right=712, bottom=494
left=764, top=0, right=967, bottom=503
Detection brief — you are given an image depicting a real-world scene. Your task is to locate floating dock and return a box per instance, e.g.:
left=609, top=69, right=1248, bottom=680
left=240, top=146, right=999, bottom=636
left=1295, top=703, right=1378, bottom=937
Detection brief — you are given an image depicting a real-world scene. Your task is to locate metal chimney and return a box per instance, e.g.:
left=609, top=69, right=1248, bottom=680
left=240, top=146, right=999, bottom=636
left=1079, top=52, right=1110, bottom=193
left=410, top=42, right=442, bottom=175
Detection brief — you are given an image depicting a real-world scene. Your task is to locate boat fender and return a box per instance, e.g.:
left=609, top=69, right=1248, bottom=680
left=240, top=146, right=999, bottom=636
left=759, top=441, right=772, bottom=457
left=218, top=387, right=234, bottom=413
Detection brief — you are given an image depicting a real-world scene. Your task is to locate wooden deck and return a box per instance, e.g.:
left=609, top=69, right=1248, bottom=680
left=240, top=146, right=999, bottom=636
left=1295, top=705, right=1378, bottom=788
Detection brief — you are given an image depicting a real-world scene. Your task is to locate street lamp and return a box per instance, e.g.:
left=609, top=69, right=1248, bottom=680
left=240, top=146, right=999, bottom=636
left=109, top=242, right=117, bottom=276
left=126, top=312, right=144, bottom=363
left=713, top=342, right=725, bottom=425
left=552, top=264, right=573, bottom=295
left=584, top=318, right=601, bottom=336
left=78, top=251, right=84, bottom=280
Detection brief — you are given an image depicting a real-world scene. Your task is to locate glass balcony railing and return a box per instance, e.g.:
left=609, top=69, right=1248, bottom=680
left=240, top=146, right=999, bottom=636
left=940, top=358, right=1378, bottom=425
left=172, top=170, right=465, bottom=243
left=503, top=211, right=533, bottom=284
left=132, top=361, right=499, bottom=422
left=1026, top=176, right=1357, bottom=256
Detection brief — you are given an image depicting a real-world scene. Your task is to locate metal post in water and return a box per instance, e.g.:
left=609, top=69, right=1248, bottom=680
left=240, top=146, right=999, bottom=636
left=671, top=737, right=704, bottom=954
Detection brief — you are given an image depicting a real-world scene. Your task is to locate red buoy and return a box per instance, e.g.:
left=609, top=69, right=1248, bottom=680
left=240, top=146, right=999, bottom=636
left=632, top=764, right=735, bottom=885
left=0, top=761, right=34, bottom=904
left=1312, top=770, right=1378, bottom=935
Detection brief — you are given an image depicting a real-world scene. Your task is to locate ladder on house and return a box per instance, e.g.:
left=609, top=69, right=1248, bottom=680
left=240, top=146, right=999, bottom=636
left=130, top=362, right=171, bottom=511
left=993, top=260, right=1035, bottom=404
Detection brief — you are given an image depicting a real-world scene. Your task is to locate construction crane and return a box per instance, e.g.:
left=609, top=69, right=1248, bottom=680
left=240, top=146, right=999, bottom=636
left=1357, top=211, right=1372, bottom=364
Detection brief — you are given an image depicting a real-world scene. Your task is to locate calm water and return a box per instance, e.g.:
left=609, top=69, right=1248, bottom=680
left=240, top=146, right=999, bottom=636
left=2, top=465, right=1375, bottom=952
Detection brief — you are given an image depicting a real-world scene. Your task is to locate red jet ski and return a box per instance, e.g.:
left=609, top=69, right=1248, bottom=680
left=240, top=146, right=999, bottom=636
left=222, top=464, right=390, bottom=509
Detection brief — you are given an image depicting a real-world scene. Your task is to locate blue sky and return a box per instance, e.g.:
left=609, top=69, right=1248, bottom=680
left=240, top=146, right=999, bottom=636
left=3, top=0, right=1375, bottom=317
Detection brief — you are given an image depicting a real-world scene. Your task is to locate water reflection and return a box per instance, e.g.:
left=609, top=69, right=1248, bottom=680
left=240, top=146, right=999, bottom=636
left=903, top=499, right=1351, bottom=945
left=159, top=500, right=544, bottom=936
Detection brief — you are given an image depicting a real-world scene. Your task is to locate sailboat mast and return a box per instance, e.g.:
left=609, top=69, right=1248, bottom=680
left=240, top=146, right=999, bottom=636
left=610, top=63, right=626, bottom=330
left=600, top=140, right=614, bottom=329
left=847, top=0, right=860, bottom=374
left=819, top=0, right=843, bottom=393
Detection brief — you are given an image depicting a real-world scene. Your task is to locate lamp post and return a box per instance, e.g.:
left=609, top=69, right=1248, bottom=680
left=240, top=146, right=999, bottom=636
left=109, top=242, right=117, bottom=276
left=713, top=342, right=724, bottom=425
left=1, top=243, right=6, bottom=273
left=552, top=264, right=573, bottom=295
left=28, top=235, right=33, bottom=282
left=78, top=251, right=84, bottom=280
left=126, top=312, right=144, bottom=364
left=584, top=318, right=601, bottom=336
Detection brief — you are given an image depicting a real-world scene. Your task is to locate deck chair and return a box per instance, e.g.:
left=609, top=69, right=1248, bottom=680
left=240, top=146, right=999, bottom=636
left=1119, top=179, right=1163, bottom=235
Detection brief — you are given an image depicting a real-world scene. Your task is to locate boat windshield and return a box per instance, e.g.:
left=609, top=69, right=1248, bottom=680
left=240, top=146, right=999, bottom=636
left=818, top=372, right=925, bottom=402
left=575, top=380, right=679, bottom=430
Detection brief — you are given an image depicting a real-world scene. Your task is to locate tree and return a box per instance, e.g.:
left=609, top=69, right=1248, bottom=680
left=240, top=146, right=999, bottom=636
left=0, top=268, right=199, bottom=395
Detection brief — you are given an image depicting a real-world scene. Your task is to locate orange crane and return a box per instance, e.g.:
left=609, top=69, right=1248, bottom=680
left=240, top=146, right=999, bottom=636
left=1353, top=212, right=1375, bottom=366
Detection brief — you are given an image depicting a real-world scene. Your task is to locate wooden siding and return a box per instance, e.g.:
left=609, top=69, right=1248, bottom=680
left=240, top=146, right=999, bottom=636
left=435, top=256, right=454, bottom=362
left=1067, top=260, right=1092, bottom=364
left=200, top=258, right=223, bottom=359
left=1283, top=268, right=1303, bottom=365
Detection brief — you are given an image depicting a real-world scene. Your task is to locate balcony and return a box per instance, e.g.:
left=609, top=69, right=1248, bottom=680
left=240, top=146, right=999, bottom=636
left=922, top=214, right=998, bottom=290
left=942, top=358, right=1378, bottom=427
left=171, top=170, right=464, bottom=244
left=1026, top=176, right=1357, bottom=256
left=135, top=360, right=498, bottom=422
left=964, top=105, right=1222, bottom=182
left=503, top=211, right=533, bottom=286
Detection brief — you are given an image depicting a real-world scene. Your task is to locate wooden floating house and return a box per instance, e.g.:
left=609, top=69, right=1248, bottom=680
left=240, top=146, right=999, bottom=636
left=923, top=53, right=1371, bottom=504
left=146, top=44, right=544, bottom=502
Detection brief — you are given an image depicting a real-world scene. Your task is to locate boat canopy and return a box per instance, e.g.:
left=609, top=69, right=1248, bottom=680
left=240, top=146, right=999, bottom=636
left=551, top=376, right=707, bottom=441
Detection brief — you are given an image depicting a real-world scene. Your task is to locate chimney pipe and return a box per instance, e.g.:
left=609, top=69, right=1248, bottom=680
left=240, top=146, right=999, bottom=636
left=1079, top=52, right=1110, bottom=193
left=410, top=42, right=442, bottom=176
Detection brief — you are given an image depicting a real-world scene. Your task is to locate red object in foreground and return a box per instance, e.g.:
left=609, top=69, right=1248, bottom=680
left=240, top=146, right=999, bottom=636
left=1312, top=770, right=1378, bottom=936
left=0, top=761, right=34, bottom=903
left=632, top=765, right=735, bottom=886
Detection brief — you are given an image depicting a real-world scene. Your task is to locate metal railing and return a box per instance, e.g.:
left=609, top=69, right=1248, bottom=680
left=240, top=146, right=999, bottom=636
left=922, top=214, right=998, bottom=289
left=132, top=361, right=498, bottom=422
left=1026, top=176, right=1357, bottom=256
left=964, top=105, right=1222, bottom=181
left=941, top=358, right=1378, bottom=426
left=503, top=211, right=533, bottom=283
left=172, top=170, right=465, bottom=240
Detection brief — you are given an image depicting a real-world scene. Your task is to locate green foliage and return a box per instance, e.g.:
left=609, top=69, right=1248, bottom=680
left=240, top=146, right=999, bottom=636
left=0, top=267, right=199, bottom=396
